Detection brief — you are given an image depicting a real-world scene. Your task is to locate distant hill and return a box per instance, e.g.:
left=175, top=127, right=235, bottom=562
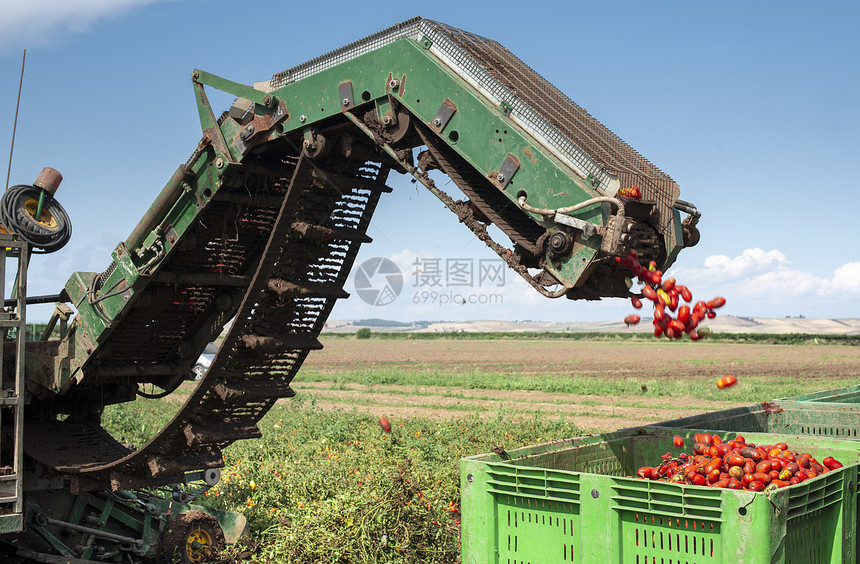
left=324, top=317, right=860, bottom=335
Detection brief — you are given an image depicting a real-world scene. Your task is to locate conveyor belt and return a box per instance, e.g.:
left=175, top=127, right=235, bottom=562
left=27, top=144, right=391, bottom=492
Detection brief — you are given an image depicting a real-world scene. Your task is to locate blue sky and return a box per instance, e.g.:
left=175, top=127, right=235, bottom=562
left=1, top=1, right=858, bottom=323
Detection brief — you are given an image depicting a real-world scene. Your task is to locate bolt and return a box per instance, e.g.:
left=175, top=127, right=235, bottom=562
left=214, top=157, right=224, bottom=169
left=382, top=115, right=393, bottom=126
left=433, top=117, right=442, bottom=127
left=591, top=489, right=600, bottom=499
left=497, top=173, right=506, bottom=183
left=467, top=474, right=474, bottom=483
left=389, top=78, right=400, bottom=90
left=263, top=94, right=273, bottom=106
left=342, top=97, right=350, bottom=106
left=299, top=115, right=307, bottom=123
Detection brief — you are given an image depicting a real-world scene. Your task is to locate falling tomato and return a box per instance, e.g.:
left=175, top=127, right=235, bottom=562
left=673, top=435, right=684, bottom=448
left=717, top=375, right=738, bottom=389
left=624, top=314, right=641, bottom=326
left=379, top=416, right=392, bottom=433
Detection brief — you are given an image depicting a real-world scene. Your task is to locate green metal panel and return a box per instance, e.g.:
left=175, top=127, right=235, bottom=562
left=461, top=426, right=860, bottom=563
left=0, top=513, right=22, bottom=534
left=267, top=38, right=606, bottom=284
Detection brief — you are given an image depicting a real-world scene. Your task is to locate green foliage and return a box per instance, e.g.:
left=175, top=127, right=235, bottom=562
left=102, top=401, right=177, bottom=447
left=106, top=401, right=579, bottom=563
left=355, top=327, right=372, bottom=340
left=352, top=319, right=430, bottom=328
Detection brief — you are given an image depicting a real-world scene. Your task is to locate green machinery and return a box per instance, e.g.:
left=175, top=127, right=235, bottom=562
left=1, top=17, right=699, bottom=562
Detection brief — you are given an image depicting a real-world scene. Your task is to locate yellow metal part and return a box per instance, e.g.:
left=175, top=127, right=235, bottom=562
left=24, top=197, right=57, bottom=228
left=185, top=527, right=214, bottom=563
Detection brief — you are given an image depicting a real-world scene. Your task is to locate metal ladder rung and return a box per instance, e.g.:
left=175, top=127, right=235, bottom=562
left=0, top=396, right=20, bottom=407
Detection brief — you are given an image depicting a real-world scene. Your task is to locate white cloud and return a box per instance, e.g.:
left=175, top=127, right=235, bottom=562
left=832, top=262, right=860, bottom=293
left=0, top=0, right=172, bottom=51
left=701, top=248, right=792, bottom=279
left=671, top=248, right=860, bottom=317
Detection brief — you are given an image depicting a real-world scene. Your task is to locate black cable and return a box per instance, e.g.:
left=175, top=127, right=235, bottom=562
left=0, top=184, right=72, bottom=253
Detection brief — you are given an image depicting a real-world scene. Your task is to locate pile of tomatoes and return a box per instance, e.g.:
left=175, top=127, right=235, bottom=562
left=635, top=433, right=844, bottom=491
left=616, top=251, right=725, bottom=340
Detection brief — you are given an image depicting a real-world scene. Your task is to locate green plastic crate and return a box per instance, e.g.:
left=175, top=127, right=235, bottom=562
left=460, top=426, right=859, bottom=564
left=651, top=400, right=860, bottom=440
left=777, top=384, right=860, bottom=405
left=653, top=393, right=860, bottom=562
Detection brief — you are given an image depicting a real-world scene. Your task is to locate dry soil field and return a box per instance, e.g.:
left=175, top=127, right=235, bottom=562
left=291, top=337, right=860, bottom=433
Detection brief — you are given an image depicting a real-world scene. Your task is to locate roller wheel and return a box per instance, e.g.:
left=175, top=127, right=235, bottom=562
left=161, top=510, right=225, bottom=563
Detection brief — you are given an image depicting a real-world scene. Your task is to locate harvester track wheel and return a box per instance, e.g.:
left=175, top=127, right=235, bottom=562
left=161, top=510, right=225, bottom=564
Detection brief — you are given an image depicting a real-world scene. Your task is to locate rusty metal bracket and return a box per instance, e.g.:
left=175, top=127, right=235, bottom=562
left=232, top=100, right=288, bottom=155
left=492, top=153, right=520, bottom=190
left=430, top=98, right=456, bottom=133
left=339, top=80, right=354, bottom=111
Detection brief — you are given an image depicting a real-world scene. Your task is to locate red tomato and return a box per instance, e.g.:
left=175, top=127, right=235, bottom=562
left=756, top=460, right=773, bottom=474
left=822, top=456, right=843, bottom=470
left=673, top=435, right=684, bottom=448
left=379, top=416, right=392, bottom=433
left=631, top=297, right=643, bottom=309
left=695, top=433, right=714, bottom=446
left=642, top=285, right=658, bottom=301
left=624, top=315, right=641, bottom=326
left=677, top=305, right=690, bottom=324
left=707, top=297, right=726, bottom=309
left=668, top=319, right=685, bottom=334
left=725, top=453, right=745, bottom=467
left=679, top=285, right=693, bottom=302
left=636, top=467, right=653, bottom=479
left=661, top=278, right=676, bottom=293
left=717, top=375, right=738, bottom=389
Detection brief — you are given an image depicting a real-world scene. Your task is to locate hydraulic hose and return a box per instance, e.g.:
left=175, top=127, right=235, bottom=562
left=0, top=184, right=72, bottom=253
left=517, top=193, right=625, bottom=220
